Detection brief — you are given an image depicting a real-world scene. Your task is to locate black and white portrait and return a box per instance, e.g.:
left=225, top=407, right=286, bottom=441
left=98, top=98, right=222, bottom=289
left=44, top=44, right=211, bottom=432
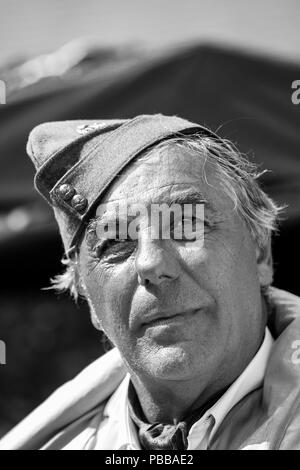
left=0, top=0, right=300, bottom=452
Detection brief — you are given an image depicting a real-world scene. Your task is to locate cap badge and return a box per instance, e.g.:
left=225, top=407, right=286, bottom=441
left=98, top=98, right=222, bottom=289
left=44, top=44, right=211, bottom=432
left=76, top=122, right=107, bottom=135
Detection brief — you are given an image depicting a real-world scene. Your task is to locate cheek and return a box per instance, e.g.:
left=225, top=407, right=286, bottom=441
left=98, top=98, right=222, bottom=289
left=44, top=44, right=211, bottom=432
left=84, top=260, right=137, bottom=340
left=178, top=228, right=260, bottom=317
left=205, top=231, right=261, bottom=334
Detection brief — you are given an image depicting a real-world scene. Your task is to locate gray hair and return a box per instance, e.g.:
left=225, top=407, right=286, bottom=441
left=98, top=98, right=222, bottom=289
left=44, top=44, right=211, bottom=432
left=50, top=132, right=285, bottom=300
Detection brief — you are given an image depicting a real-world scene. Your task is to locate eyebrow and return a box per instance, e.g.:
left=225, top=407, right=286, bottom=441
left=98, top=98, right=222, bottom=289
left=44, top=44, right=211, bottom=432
left=151, top=189, right=209, bottom=207
left=145, top=189, right=219, bottom=216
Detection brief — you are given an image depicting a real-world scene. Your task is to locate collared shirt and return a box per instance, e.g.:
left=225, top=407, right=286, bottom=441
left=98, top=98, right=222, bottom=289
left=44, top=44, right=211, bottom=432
left=94, top=327, right=274, bottom=450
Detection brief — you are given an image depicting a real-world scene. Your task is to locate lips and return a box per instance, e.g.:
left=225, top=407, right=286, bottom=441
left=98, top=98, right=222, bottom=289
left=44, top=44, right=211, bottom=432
left=141, top=308, right=201, bottom=327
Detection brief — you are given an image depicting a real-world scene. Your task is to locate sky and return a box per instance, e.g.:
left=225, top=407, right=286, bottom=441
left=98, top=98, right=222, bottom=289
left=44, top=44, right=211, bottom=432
left=0, top=0, right=300, bottom=65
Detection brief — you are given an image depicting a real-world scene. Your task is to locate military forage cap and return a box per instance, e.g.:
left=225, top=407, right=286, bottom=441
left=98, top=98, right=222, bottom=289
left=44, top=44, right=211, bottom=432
left=26, top=114, right=219, bottom=256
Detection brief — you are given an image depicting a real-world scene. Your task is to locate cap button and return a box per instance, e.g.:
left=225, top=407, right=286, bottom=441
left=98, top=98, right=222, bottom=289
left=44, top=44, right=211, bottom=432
left=58, top=184, right=76, bottom=201
left=71, top=194, right=88, bottom=213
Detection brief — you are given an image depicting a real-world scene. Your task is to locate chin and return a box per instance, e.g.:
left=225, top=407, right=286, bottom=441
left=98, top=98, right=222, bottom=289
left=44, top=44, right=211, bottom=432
left=138, top=344, right=206, bottom=381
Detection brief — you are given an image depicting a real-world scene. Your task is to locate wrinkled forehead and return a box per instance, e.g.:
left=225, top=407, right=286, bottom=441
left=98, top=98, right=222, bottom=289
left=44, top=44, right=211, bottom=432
left=94, top=144, right=230, bottom=215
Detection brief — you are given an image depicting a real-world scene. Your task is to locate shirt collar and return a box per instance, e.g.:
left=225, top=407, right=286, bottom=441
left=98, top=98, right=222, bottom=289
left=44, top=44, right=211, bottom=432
left=101, top=327, right=273, bottom=450
left=189, top=327, right=274, bottom=445
left=101, top=373, right=141, bottom=450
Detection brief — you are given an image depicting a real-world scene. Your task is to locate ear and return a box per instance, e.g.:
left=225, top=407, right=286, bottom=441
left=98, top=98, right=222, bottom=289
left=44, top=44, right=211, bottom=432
left=77, top=276, right=87, bottom=298
left=84, top=291, right=104, bottom=331
left=90, top=309, right=103, bottom=331
left=69, top=252, right=87, bottom=300
left=255, top=236, right=273, bottom=288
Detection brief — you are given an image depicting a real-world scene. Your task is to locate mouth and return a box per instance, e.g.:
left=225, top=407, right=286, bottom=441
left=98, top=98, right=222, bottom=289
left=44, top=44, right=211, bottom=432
left=141, top=308, right=202, bottom=327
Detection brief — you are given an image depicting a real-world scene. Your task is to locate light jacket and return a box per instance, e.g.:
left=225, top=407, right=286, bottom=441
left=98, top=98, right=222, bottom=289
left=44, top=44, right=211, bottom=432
left=1, top=287, right=300, bottom=450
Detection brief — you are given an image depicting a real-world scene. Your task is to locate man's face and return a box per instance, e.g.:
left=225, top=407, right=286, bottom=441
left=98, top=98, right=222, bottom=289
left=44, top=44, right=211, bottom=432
left=79, top=146, right=265, bottom=388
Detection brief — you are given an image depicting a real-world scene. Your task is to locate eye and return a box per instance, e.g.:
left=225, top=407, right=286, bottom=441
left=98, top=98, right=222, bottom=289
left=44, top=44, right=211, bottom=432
left=94, top=238, right=137, bottom=263
left=169, top=215, right=209, bottom=242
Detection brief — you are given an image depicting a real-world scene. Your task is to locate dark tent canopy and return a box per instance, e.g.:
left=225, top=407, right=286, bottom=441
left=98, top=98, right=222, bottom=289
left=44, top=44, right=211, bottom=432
left=1, top=42, right=300, bottom=438
left=0, top=43, right=299, bottom=293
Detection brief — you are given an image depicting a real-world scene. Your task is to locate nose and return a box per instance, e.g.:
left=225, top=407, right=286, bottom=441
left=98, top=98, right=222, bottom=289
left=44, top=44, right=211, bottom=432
left=135, top=232, right=180, bottom=287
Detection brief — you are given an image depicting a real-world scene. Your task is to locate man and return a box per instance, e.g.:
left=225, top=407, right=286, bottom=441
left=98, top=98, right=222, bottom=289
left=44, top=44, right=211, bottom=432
left=1, top=114, right=300, bottom=450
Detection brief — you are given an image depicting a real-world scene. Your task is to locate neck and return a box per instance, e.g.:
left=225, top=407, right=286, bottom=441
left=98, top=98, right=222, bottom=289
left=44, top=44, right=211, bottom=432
left=129, top=373, right=230, bottom=424
left=128, top=365, right=237, bottom=424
